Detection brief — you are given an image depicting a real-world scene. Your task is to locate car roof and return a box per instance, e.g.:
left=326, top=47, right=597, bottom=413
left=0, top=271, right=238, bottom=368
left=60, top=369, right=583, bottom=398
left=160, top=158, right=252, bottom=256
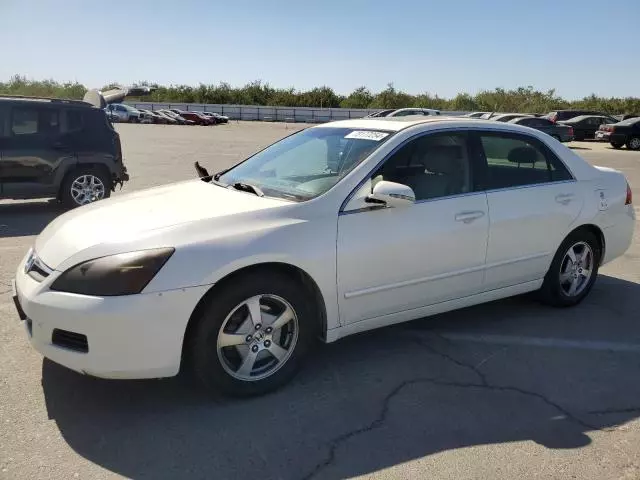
left=0, top=95, right=92, bottom=108
left=314, top=116, right=531, bottom=132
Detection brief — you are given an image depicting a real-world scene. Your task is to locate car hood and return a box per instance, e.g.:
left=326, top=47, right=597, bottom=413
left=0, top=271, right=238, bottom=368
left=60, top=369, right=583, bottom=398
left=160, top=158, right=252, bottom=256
left=35, top=180, right=291, bottom=269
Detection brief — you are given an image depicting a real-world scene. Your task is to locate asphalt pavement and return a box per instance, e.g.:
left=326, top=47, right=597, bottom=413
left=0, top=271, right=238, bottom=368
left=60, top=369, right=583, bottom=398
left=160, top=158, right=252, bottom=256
left=1, top=123, right=640, bottom=480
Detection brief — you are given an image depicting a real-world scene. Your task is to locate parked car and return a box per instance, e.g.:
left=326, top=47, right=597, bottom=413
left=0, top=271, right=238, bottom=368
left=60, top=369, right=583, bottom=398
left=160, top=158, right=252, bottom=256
left=491, top=113, right=533, bottom=122
left=138, top=109, right=166, bottom=124
left=384, top=108, right=441, bottom=117
left=509, top=116, right=574, bottom=142
left=365, top=109, right=396, bottom=118
left=596, top=117, right=640, bottom=150
left=210, top=112, right=229, bottom=124
left=198, top=112, right=225, bottom=125
left=106, top=103, right=142, bottom=123
left=104, top=108, right=119, bottom=123
left=545, top=110, right=604, bottom=123
left=465, top=112, right=490, bottom=118
left=0, top=94, right=129, bottom=207
left=156, top=110, right=178, bottom=124
left=13, top=117, right=634, bottom=397
left=558, top=115, right=618, bottom=141
left=159, top=109, right=193, bottom=125
left=138, top=109, right=156, bottom=124
left=170, top=109, right=209, bottom=125
left=614, top=114, right=639, bottom=122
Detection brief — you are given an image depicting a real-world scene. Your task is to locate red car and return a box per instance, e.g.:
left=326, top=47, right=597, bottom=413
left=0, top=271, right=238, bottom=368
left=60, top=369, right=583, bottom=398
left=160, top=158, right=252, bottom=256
left=170, top=109, right=211, bottom=125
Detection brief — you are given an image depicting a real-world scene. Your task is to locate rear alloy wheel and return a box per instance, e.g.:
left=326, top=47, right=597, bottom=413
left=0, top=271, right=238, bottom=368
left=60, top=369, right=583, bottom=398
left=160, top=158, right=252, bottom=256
left=538, top=230, right=600, bottom=307
left=188, top=272, right=316, bottom=397
left=60, top=168, right=111, bottom=208
left=627, top=137, right=640, bottom=150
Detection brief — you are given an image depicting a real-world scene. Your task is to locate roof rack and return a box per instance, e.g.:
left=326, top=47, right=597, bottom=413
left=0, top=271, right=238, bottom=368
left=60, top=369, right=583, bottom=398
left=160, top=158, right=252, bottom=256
left=0, top=94, right=91, bottom=106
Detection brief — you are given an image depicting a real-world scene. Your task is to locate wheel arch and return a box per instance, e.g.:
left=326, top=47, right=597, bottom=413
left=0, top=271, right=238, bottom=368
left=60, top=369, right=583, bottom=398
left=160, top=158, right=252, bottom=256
left=566, top=223, right=605, bottom=264
left=181, top=261, right=328, bottom=369
left=57, top=163, right=113, bottom=199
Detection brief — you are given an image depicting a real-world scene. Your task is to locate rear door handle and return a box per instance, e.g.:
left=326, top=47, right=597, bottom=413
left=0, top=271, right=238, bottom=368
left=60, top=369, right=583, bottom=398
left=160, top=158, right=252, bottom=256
left=455, top=211, right=485, bottom=223
left=555, top=193, right=575, bottom=205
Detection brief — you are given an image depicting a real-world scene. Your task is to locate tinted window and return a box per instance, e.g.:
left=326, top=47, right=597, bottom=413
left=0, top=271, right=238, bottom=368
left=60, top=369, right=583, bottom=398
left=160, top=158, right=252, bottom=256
left=478, top=133, right=572, bottom=190
left=66, top=109, right=84, bottom=132
left=11, top=107, right=59, bottom=136
left=371, top=133, right=472, bottom=201
left=517, top=118, right=535, bottom=126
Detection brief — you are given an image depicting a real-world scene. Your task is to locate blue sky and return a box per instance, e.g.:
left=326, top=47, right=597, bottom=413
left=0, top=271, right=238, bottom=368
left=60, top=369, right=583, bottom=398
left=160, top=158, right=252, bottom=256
left=1, top=0, right=638, bottom=99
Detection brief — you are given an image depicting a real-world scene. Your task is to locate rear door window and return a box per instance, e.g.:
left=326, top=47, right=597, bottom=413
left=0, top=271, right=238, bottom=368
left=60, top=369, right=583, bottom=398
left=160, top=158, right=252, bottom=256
left=474, top=132, right=573, bottom=190
left=10, top=106, right=59, bottom=136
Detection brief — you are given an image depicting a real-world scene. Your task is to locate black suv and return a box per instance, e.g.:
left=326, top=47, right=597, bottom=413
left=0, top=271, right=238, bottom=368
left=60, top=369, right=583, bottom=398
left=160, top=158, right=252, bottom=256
left=0, top=95, right=128, bottom=207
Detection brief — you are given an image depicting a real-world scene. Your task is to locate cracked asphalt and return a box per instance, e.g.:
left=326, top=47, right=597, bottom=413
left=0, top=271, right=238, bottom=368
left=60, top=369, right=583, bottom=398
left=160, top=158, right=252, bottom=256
left=1, top=123, right=640, bottom=480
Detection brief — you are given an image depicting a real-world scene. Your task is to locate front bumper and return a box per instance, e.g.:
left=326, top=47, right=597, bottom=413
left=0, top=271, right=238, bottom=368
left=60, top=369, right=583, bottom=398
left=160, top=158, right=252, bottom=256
left=14, top=251, right=211, bottom=379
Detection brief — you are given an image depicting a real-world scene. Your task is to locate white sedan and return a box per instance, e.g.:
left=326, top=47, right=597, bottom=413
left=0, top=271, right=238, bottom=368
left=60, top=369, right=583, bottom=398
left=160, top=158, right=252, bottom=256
left=13, top=117, right=635, bottom=396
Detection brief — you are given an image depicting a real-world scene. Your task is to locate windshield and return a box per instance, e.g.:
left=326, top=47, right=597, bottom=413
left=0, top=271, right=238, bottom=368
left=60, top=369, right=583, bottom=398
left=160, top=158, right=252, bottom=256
left=218, top=127, right=393, bottom=201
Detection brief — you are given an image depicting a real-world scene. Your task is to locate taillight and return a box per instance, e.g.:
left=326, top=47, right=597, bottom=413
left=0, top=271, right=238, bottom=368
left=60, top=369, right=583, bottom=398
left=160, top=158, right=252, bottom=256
left=625, top=182, right=632, bottom=205
left=568, top=127, right=574, bottom=136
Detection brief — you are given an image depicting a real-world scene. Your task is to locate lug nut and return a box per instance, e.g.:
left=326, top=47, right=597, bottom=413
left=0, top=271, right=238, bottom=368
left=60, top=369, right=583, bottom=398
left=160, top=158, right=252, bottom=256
left=265, top=327, right=273, bottom=334
left=264, top=340, right=271, bottom=348
left=251, top=345, right=259, bottom=353
left=245, top=334, right=253, bottom=342
left=255, top=323, right=262, bottom=330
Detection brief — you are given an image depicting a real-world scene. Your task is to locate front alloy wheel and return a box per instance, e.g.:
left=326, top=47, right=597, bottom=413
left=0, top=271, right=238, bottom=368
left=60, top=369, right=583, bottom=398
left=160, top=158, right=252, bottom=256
left=216, top=294, right=299, bottom=381
left=188, top=271, right=316, bottom=397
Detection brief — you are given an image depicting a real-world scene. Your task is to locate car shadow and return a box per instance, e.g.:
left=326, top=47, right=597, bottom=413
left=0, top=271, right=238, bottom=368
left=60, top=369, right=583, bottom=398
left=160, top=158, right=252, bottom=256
left=0, top=201, right=66, bottom=238
left=42, top=274, right=640, bottom=479
left=569, top=146, right=591, bottom=150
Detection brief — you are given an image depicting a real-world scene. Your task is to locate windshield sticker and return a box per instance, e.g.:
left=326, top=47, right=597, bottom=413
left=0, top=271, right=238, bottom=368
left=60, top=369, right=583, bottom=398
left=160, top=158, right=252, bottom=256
left=344, top=131, right=389, bottom=141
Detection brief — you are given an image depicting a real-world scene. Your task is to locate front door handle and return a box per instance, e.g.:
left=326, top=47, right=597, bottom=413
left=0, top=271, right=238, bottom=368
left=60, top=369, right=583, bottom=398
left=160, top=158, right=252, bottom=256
left=455, top=211, right=485, bottom=223
left=555, top=193, right=575, bottom=205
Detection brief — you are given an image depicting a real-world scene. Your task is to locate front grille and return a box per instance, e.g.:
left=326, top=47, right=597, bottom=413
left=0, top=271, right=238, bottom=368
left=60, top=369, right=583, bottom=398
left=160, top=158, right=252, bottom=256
left=52, top=329, right=88, bottom=353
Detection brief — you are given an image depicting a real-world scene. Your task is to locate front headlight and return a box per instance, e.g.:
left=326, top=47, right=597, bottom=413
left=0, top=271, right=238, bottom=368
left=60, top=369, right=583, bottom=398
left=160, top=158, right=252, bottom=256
left=50, top=248, right=175, bottom=296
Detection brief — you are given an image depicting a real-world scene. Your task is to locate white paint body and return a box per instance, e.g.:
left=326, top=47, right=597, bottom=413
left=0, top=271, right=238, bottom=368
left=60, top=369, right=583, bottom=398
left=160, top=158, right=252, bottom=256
left=14, top=118, right=635, bottom=379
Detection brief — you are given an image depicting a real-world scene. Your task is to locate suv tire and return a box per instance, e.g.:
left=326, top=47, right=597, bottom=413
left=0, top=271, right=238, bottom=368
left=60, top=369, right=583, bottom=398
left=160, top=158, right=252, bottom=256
left=60, top=167, right=111, bottom=208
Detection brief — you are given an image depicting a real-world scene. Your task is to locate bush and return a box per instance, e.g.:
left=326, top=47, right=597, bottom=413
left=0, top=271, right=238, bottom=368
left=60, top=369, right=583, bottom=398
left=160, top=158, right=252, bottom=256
left=1, top=75, right=638, bottom=115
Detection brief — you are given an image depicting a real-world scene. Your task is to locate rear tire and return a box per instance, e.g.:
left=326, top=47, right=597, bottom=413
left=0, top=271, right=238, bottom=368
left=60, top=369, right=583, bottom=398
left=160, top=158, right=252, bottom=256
left=627, top=136, right=640, bottom=150
left=60, top=167, right=111, bottom=208
left=187, top=271, right=317, bottom=397
left=538, top=229, right=601, bottom=307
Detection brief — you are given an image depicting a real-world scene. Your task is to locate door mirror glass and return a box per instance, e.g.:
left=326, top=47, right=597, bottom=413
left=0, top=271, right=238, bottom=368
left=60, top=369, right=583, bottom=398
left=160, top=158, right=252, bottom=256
left=366, top=180, right=415, bottom=208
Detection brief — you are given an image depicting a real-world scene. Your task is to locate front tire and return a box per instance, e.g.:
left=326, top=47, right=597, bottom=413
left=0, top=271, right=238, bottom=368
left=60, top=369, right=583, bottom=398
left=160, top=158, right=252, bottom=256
left=60, top=167, right=111, bottom=208
left=538, top=230, right=601, bottom=307
left=611, top=142, right=623, bottom=149
left=188, top=271, right=317, bottom=397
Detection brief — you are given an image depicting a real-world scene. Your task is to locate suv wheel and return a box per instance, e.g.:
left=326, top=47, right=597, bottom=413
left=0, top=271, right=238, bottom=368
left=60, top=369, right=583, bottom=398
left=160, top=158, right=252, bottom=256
left=60, top=167, right=111, bottom=208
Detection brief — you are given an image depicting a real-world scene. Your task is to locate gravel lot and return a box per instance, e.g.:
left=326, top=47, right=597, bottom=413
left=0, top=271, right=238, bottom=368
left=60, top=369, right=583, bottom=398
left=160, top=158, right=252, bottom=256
left=1, top=122, right=640, bottom=480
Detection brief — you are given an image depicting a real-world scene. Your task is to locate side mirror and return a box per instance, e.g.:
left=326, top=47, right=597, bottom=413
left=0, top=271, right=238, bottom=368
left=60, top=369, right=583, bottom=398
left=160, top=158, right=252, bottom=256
left=366, top=180, right=415, bottom=208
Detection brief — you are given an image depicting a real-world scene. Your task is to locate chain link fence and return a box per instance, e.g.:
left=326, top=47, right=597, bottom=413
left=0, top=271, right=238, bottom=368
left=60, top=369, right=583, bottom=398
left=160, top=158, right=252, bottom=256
left=127, top=102, right=467, bottom=123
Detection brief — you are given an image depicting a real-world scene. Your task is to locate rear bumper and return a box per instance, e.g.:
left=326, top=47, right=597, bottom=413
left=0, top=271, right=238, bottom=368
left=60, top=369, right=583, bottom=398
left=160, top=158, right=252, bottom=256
left=609, top=133, right=627, bottom=144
